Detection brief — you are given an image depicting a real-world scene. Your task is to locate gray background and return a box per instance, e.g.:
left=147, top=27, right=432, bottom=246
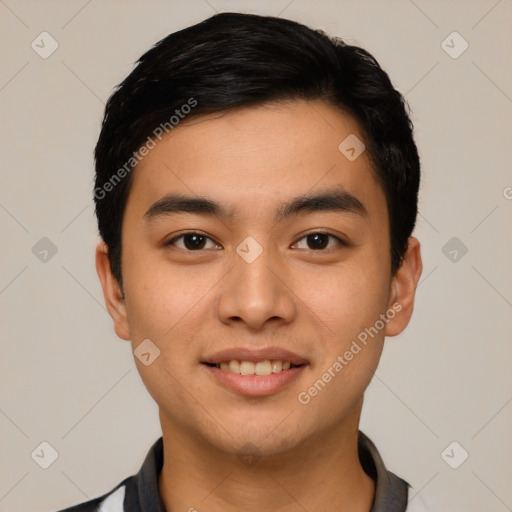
left=1, top=0, right=511, bottom=510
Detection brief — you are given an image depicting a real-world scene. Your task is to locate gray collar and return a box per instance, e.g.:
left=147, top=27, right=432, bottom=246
left=358, top=430, right=409, bottom=511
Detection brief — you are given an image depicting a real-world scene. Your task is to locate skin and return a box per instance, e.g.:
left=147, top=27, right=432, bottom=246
left=96, top=99, right=422, bottom=511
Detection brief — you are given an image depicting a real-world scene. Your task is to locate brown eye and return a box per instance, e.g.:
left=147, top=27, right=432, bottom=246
left=306, top=233, right=328, bottom=250
left=167, top=233, right=220, bottom=251
left=293, top=232, right=344, bottom=251
left=183, top=234, right=207, bottom=250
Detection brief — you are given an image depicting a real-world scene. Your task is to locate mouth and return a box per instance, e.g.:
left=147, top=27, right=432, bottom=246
left=201, top=347, right=309, bottom=397
left=202, top=359, right=305, bottom=376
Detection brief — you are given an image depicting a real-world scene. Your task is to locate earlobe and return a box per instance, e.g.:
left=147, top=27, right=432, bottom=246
left=95, top=240, right=131, bottom=341
left=384, top=237, right=423, bottom=337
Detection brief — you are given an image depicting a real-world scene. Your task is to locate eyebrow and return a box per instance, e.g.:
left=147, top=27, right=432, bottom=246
left=143, top=187, right=368, bottom=223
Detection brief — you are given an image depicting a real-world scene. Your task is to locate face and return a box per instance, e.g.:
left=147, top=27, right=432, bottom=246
left=97, top=99, right=421, bottom=457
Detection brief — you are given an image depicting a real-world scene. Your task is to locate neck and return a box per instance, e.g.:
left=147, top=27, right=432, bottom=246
left=158, top=404, right=375, bottom=512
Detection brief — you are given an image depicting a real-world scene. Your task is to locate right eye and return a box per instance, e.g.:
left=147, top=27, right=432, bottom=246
left=165, top=232, right=222, bottom=251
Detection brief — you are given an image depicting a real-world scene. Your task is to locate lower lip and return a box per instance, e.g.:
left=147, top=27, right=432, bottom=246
left=202, top=364, right=307, bottom=397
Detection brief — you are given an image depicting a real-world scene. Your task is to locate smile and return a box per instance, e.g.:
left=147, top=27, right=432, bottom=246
left=202, top=361, right=307, bottom=397
left=204, top=359, right=302, bottom=376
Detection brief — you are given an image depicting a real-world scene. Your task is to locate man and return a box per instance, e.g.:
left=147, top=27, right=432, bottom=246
left=59, top=12, right=426, bottom=511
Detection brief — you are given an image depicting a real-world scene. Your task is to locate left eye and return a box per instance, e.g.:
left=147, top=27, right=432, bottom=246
left=293, top=233, right=343, bottom=250
left=167, top=233, right=220, bottom=251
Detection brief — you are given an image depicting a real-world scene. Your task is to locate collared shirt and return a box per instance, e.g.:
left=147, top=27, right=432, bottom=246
left=55, top=431, right=429, bottom=512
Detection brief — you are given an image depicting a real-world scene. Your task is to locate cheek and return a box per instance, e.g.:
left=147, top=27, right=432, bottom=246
left=293, top=259, right=390, bottom=405
left=121, top=265, right=216, bottom=411
left=295, top=260, right=390, bottom=340
left=122, top=245, right=213, bottom=338
left=295, top=264, right=388, bottom=416
left=121, top=255, right=224, bottom=385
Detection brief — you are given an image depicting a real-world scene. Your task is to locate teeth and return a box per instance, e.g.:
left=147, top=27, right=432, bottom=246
left=228, top=360, right=240, bottom=373
left=214, top=359, right=299, bottom=375
left=240, top=361, right=255, bottom=375
left=255, top=360, right=272, bottom=376
left=271, top=360, right=282, bottom=373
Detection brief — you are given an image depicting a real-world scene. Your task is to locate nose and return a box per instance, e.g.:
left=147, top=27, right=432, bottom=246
left=216, top=241, right=297, bottom=331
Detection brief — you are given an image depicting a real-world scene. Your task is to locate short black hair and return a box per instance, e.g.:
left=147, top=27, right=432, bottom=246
left=94, top=12, right=420, bottom=287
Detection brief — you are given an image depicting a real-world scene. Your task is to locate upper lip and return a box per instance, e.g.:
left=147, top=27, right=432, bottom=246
left=202, top=347, right=308, bottom=365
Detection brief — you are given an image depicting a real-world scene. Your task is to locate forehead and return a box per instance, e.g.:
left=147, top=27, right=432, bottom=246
left=126, top=99, right=387, bottom=222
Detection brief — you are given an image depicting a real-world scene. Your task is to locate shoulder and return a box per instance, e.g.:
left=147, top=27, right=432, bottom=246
left=53, top=436, right=164, bottom=512
left=54, top=482, right=127, bottom=512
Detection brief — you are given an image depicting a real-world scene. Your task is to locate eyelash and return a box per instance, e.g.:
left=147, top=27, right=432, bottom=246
left=165, top=231, right=347, bottom=252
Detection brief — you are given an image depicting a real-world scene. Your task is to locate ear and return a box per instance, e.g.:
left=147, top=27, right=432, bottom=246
left=95, top=240, right=131, bottom=341
left=385, top=237, right=423, bottom=337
